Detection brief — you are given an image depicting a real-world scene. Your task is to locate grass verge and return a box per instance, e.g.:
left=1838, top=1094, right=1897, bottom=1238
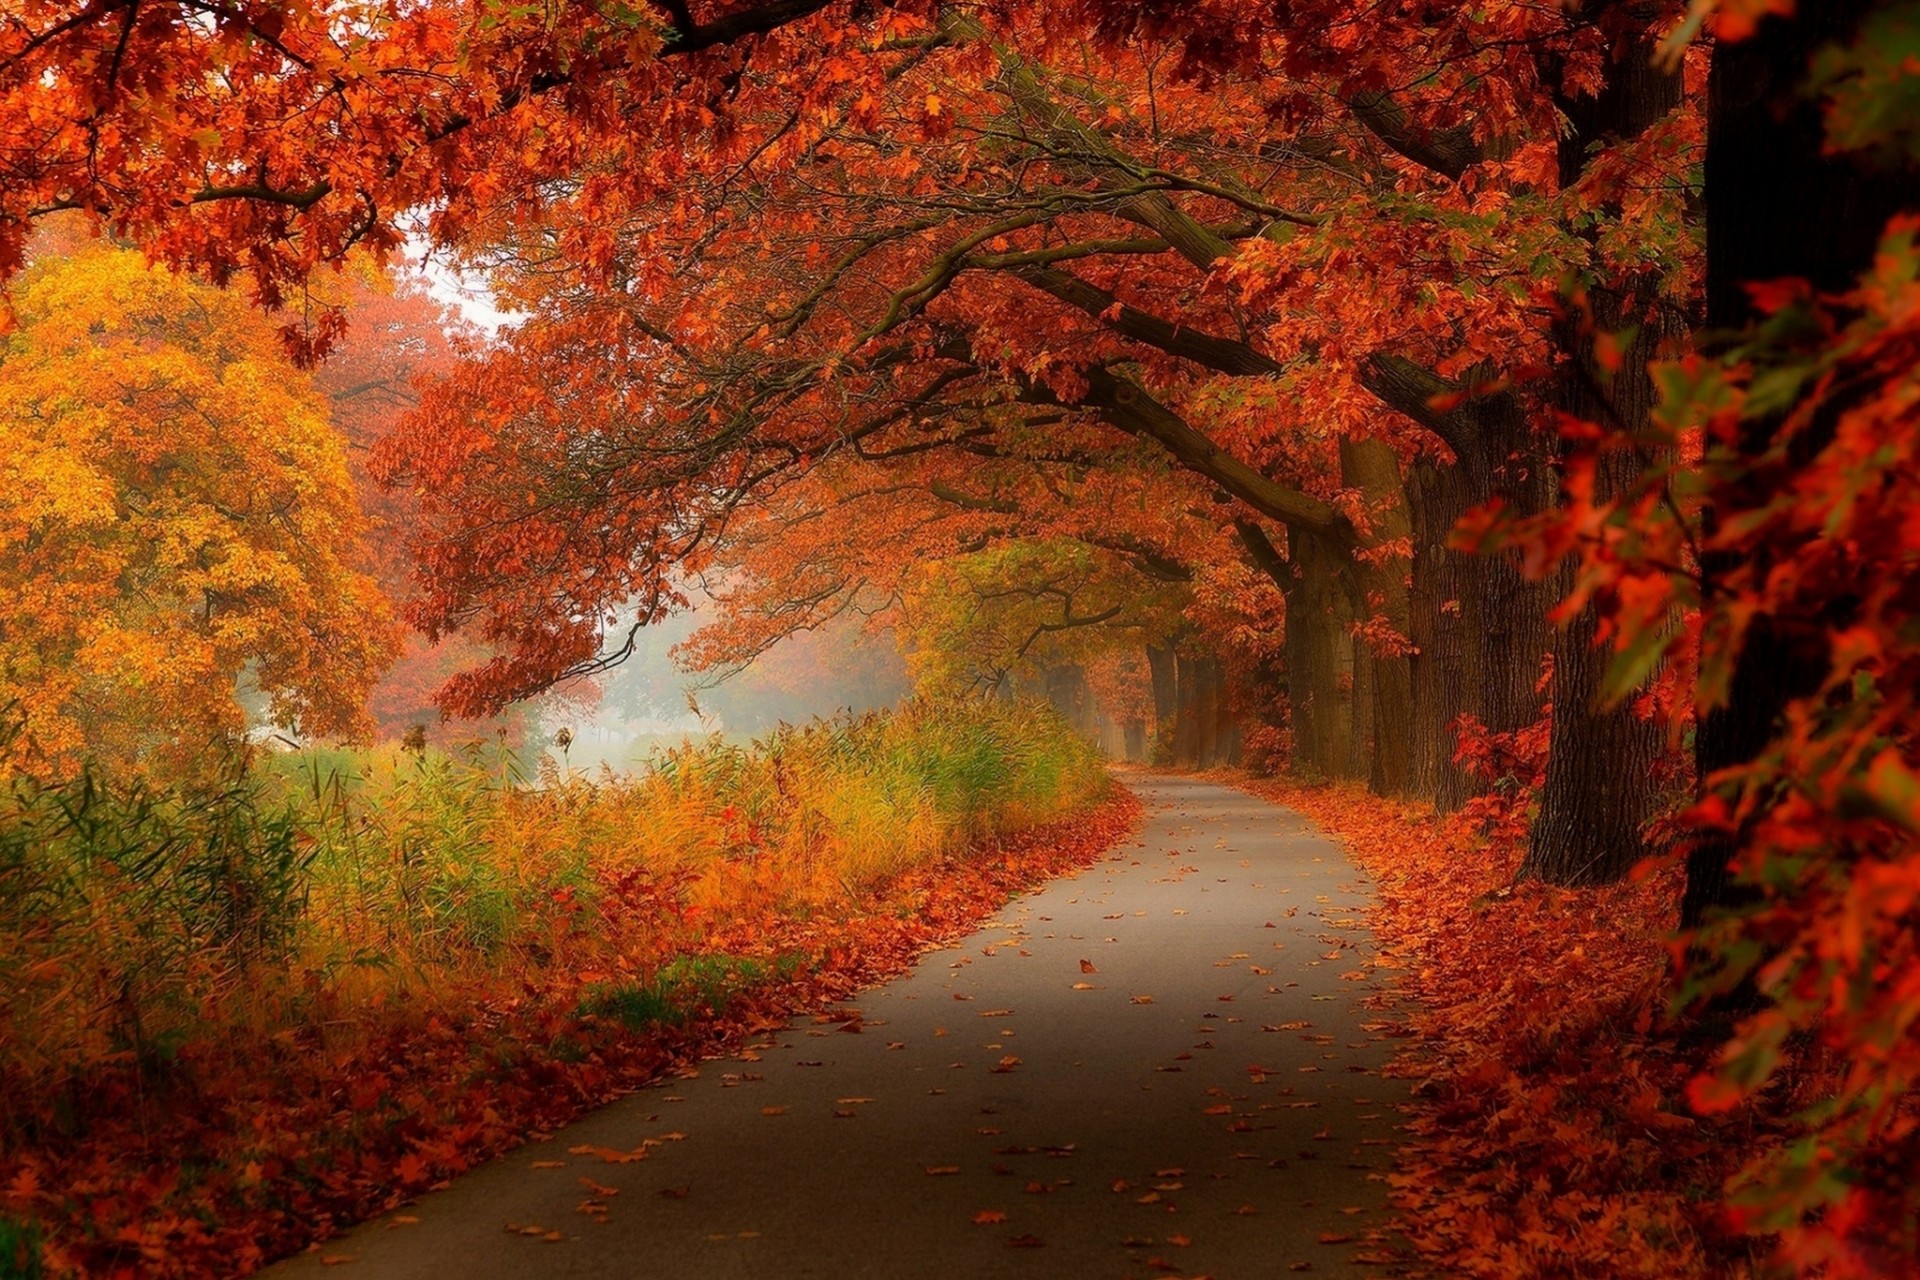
left=0, top=701, right=1133, bottom=1277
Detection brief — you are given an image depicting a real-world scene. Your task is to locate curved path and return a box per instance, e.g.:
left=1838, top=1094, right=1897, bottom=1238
left=269, top=774, right=1404, bottom=1279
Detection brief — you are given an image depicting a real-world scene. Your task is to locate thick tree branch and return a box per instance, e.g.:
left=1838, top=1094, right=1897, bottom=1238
left=1232, top=518, right=1293, bottom=592
left=1010, top=265, right=1286, bottom=377
left=1022, top=365, right=1347, bottom=539
left=1344, top=90, right=1490, bottom=182
left=1357, top=352, right=1480, bottom=456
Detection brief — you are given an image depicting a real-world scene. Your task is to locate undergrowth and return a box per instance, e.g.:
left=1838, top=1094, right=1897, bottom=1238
left=0, top=699, right=1115, bottom=1276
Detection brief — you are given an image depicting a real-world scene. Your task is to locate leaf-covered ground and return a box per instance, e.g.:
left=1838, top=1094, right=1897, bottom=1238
left=1233, top=776, right=1761, bottom=1280
left=3, top=786, right=1139, bottom=1278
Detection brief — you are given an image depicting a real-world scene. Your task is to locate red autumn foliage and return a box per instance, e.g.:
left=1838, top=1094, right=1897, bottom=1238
left=1239, top=777, right=1752, bottom=1279
left=5, top=0, right=1920, bottom=1273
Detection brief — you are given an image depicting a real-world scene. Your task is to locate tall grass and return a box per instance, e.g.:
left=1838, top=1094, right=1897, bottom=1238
left=0, top=700, right=1105, bottom=1136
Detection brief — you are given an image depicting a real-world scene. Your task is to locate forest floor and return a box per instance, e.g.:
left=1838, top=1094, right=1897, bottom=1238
left=264, top=773, right=1406, bottom=1279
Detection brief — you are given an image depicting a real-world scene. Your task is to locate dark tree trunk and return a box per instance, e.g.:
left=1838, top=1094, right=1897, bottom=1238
left=1346, top=631, right=1375, bottom=784
left=1685, top=1, right=1918, bottom=923
left=1123, top=717, right=1147, bottom=762
left=1044, top=663, right=1098, bottom=740
left=1339, top=437, right=1415, bottom=797
left=1192, top=652, right=1219, bottom=768
left=1172, top=651, right=1202, bottom=768
left=1468, top=392, right=1555, bottom=738
left=1406, top=456, right=1481, bottom=810
left=1147, top=643, right=1178, bottom=763
left=1523, top=33, right=1682, bottom=886
left=1285, top=527, right=1356, bottom=780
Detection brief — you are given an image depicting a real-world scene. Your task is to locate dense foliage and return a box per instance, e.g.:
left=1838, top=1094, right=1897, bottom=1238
left=0, top=245, right=393, bottom=779
left=2, top=0, right=1918, bottom=1273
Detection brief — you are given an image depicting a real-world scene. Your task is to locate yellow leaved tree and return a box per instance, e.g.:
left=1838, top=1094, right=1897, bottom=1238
left=0, top=244, right=397, bottom=779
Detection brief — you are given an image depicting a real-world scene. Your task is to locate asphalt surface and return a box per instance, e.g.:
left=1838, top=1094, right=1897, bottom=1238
left=266, top=773, right=1406, bottom=1279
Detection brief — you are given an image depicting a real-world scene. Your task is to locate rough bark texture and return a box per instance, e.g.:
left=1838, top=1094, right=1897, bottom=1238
left=1285, top=528, right=1357, bottom=781
left=1684, top=0, right=1918, bottom=923
left=1523, top=36, right=1681, bottom=886
left=1358, top=360, right=1550, bottom=738
left=1339, top=437, right=1415, bottom=797
left=1405, top=457, right=1480, bottom=811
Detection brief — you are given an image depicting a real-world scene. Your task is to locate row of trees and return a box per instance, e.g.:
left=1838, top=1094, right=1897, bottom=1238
left=5, top=0, right=1917, bottom=1267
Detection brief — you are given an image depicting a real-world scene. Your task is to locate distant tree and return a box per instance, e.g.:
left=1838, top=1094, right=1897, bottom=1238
left=0, top=245, right=396, bottom=778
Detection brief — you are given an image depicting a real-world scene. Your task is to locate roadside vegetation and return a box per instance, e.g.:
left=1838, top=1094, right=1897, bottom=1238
left=0, top=702, right=1119, bottom=1276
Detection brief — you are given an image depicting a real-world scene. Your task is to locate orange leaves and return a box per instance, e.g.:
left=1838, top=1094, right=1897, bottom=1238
left=1078, top=958, right=1098, bottom=973
left=567, top=1145, right=649, bottom=1165
left=0, top=246, right=396, bottom=783
left=971, top=1209, right=1007, bottom=1225
left=1241, top=776, right=1733, bottom=1278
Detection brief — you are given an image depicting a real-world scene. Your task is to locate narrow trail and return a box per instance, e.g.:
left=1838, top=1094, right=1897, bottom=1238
left=269, top=774, right=1406, bottom=1279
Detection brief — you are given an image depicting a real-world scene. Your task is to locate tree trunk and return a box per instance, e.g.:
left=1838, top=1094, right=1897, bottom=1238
left=1285, top=527, right=1355, bottom=780
left=1523, top=36, right=1682, bottom=885
left=1172, top=651, right=1202, bottom=768
left=1346, top=630, right=1375, bottom=784
left=1044, top=663, right=1098, bottom=740
left=1147, top=643, right=1178, bottom=764
left=1339, top=436, right=1415, bottom=797
left=1684, top=0, right=1917, bottom=923
left=1192, top=652, right=1219, bottom=768
left=1406, top=456, right=1480, bottom=810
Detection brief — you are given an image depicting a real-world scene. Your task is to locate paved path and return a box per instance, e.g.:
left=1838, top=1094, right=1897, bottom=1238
left=269, top=774, right=1404, bottom=1279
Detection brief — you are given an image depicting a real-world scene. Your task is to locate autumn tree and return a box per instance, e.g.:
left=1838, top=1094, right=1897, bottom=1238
left=305, top=266, right=549, bottom=744
left=0, top=242, right=396, bottom=778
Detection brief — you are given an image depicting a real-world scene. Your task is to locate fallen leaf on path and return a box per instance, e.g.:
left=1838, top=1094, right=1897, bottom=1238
left=1072, top=982, right=1095, bottom=990
left=1008, top=1234, right=1043, bottom=1248
left=925, top=1165, right=960, bottom=1176
left=567, top=1145, right=647, bottom=1164
left=1079, top=959, right=1098, bottom=973
left=973, top=1209, right=1007, bottom=1225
